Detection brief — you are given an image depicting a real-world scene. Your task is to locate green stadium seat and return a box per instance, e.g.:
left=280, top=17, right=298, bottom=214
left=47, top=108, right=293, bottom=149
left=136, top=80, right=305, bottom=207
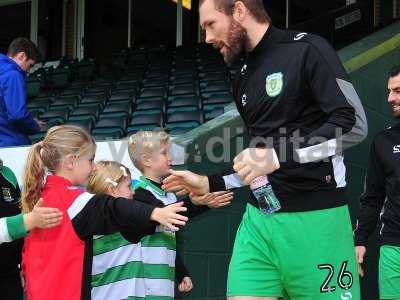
left=65, top=119, right=94, bottom=133
left=166, top=111, right=202, bottom=129
left=69, top=105, right=101, bottom=123
left=40, top=109, right=69, bottom=124
left=79, top=95, right=106, bottom=107
left=101, top=102, right=132, bottom=118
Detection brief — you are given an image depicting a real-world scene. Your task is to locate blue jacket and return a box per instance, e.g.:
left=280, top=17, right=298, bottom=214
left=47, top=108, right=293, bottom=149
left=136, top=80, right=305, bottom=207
left=0, top=54, right=39, bottom=147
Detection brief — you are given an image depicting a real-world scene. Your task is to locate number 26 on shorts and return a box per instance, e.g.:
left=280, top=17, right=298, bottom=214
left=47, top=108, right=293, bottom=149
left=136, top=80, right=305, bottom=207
left=318, top=261, right=354, bottom=293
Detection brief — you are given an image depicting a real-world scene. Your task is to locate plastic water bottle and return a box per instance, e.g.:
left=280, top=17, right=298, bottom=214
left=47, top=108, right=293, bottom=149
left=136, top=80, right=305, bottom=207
left=250, top=175, right=281, bottom=214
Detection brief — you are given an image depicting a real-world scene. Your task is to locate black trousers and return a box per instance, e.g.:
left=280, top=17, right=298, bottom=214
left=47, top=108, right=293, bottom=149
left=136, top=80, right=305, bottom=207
left=0, top=274, right=23, bottom=300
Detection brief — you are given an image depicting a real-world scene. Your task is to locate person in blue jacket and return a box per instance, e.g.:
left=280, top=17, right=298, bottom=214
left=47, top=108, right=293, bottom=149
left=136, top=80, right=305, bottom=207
left=0, top=37, right=45, bottom=147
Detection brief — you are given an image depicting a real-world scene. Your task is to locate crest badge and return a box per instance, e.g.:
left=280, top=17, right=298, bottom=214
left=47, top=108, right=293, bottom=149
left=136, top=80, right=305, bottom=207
left=266, top=72, right=284, bottom=97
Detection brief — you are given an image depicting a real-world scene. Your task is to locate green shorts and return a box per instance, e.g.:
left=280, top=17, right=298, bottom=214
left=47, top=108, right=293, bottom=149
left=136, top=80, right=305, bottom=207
left=379, top=245, right=400, bottom=299
left=227, top=203, right=360, bottom=300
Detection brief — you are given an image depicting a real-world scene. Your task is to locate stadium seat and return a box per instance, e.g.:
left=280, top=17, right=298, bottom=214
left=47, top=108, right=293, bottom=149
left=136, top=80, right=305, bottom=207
left=136, top=100, right=164, bottom=112
left=65, top=119, right=94, bottom=132
left=142, top=78, right=168, bottom=88
left=114, top=80, right=140, bottom=92
left=200, top=80, right=231, bottom=94
left=85, top=86, right=109, bottom=95
left=84, top=90, right=109, bottom=101
left=40, top=109, right=69, bottom=124
left=170, top=75, right=196, bottom=85
left=61, top=86, right=84, bottom=96
left=140, top=87, right=167, bottom=99
left=48, top=68, right=70, bottom=89
left=27, top=98, right=52, bottom=113
left=69, top=105, right=101, bottom=123
left=202, top=92, right=233, bottom=103
left=166, top=111, right=202, bottom=129
left=79, top=94, right=107, bottom=107
left=92, top=130, right=123, bottom=141
left=93, top=116, right=128, bottom=139
left=50, top=95, right=80, bottom=110
left=199, top=72, right=230, bottom=82
left=168, top=127, right=194, bottom=135
left=169, top=84, right=197, bottom=96
left=198, top=64, right=226, bottom=74
left=77, top=60, right=95, bottom=80
left=132, top=109, right=163, bottom=117
left=101, top=102, right=132, bottom=118
left=127, top=113, right=164, bottom=133
left=26, top=77, right=42, bottom=99
left=168, top=95, right=200, bottom=108
left=108, top=92, right=135, bottom=104
left=202, top=92, right=234, bottom=112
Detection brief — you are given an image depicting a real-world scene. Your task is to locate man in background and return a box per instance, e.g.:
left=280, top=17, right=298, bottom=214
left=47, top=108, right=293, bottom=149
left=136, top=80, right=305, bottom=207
left=0, top=37, right=45, bottom=147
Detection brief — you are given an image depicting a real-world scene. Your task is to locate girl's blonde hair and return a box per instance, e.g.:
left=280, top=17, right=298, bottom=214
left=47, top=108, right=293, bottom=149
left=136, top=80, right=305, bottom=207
left=87, top=161, right=131, bottom=195
left=21, top=125, right=96, bottom=213
left=127, top=131, right=170, bottom=172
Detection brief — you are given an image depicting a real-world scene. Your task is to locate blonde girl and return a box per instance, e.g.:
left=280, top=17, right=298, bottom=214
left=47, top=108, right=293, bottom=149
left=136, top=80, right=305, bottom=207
left=21, top=125, right=188, bottom=300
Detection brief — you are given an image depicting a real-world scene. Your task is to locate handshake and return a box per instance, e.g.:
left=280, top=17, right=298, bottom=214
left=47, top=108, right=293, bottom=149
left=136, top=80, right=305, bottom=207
left=161, top=147, right=280, bottom=202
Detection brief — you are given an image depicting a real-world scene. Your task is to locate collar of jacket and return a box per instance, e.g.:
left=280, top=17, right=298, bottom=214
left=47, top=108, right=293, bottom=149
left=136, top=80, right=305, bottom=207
left=248, top=25, right=285, bottom=59
left=45, top=175, right=73, bottom=187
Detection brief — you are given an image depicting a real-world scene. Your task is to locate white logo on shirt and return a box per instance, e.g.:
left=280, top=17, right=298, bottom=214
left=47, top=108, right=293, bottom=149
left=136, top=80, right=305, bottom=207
left=241, top=64, right=247, bottom=75
left=294, top=32, right=308, bottom=40
left=393, top=145, right=400, bottom=154
left=241, top=94, right=247, bottom=106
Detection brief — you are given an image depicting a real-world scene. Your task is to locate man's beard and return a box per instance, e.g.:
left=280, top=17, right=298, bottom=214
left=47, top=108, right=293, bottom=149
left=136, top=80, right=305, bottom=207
left=213, top=19, right=249, bottom=66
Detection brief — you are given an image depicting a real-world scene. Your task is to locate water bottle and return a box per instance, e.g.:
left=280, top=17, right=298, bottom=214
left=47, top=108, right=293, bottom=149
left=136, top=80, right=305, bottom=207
left=250, top=175, right=281, bottom=214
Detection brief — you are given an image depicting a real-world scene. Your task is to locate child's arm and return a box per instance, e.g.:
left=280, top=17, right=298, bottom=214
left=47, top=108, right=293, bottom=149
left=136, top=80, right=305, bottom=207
left=176, top=253, right=193, bottom=293
left=69, top=192, right=188, bottom=240
left=23, top=199, right=63, bottom=231
left=175, top=252, right=190, bottom=283
left=0, top=217, right=13, bottom=244
left=0, top=199, right=62, bottom=244
left=119, top=187, right=160, bottom=243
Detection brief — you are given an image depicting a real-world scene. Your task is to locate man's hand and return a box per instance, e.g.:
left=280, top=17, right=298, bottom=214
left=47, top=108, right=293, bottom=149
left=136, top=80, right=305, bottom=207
left=355, top=246, right=366, bottom=277
left=233, top=148, right=280, bottom=185
left=162, top=170, right=210, bottom=196
left=190, top=191, right=234, bottom=208
left=35, top=119, right=46, bottom=130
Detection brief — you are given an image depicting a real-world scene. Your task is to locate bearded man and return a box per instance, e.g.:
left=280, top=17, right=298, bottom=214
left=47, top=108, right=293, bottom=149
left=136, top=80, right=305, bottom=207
left=163, top=1, right=368, bottom=299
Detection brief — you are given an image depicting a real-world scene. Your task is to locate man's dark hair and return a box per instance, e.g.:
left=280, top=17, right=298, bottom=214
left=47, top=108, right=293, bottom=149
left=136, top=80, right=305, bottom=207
left=200, top=0, right=270, bottom=23
left=389, top=65, right=400, bottom=78
left=7, top=37, right=41, bottom=62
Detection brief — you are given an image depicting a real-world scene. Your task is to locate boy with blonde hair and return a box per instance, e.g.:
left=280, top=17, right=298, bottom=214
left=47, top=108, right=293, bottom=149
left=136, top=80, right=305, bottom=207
left=128, top=130, right=233, bottom=299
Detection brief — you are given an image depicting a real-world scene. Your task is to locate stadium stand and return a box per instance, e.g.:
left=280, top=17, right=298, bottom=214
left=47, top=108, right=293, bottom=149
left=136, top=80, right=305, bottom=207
left=26, top=44, right=238, bottom=141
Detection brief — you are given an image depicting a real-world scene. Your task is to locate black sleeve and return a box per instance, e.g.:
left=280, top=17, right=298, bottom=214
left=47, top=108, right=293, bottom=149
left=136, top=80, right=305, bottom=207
left=118, top=188, right=161, bottom=243
left=183, top=197, right=209, bottom=218
left=175, top=252, right=190, bottom=283
left=120, top=222, right=157, bottom=244
left=273, top=36, right=367, bottom=165
left=354, top=139, right=387, bottom=246
left=69, top=192, right=156, bottom=240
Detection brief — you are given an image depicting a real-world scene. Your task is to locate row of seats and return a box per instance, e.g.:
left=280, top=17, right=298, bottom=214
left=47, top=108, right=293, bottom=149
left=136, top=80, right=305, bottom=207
left=27, top=44, right=239, bottom=142
left=28, top=90, right=231, bottom=142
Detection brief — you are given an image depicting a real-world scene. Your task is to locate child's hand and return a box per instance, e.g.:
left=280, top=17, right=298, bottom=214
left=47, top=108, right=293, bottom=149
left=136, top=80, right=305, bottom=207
left=20, top=270, right=26, bottom=292
left=24, top=199, right=63, bottom=231
left=178, top=276, right=193, bottom=292
left=150, top=202, right=188, bottom=231
left=190, top=191, right=234, bottom=208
